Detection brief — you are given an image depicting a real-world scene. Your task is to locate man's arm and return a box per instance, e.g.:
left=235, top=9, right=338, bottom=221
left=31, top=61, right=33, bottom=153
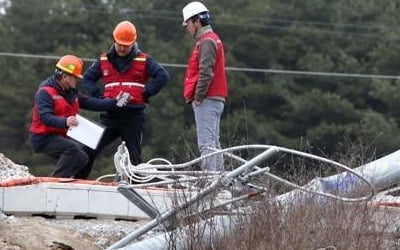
left=78, top=95, right=117, bottom=111
left=195, top=38, right=217, bottom=102
left=36, top=90, right=67, bottom=128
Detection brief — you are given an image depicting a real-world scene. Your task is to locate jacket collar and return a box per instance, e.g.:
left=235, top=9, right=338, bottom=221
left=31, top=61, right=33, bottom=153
left=40, top=76, right=77, bottom=96
left=195, top=25, right=213, bottom=41
left=107, top=42, right=141, bottom=60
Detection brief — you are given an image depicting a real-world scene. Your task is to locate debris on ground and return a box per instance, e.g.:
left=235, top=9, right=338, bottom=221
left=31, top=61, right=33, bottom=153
left=0, top=153, right=148, bottom=250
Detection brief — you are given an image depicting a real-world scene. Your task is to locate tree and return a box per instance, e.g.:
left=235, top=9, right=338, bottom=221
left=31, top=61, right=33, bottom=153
left=1, top=0, right=400, bottom=177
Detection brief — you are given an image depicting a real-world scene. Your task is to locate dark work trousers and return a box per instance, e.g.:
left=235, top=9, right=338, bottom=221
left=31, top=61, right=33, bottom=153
left=36, top=135, right=89, bottom=178
left=76, top=110, right=145, bottom=179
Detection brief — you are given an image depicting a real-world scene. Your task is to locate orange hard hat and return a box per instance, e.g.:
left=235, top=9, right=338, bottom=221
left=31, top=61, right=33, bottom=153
left=56, top=55, right=84, bottom=79
left=113, top=21, right=137, bottom=46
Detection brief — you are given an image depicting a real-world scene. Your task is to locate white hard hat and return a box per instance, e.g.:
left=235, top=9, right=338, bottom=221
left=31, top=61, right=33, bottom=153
left=182, top=1, right=209, bottom=26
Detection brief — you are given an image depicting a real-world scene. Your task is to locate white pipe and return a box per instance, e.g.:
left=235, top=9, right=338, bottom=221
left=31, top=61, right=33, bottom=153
left=276, top=149, right=400, bottom=204
left=116, top=215, right=240, bottom=250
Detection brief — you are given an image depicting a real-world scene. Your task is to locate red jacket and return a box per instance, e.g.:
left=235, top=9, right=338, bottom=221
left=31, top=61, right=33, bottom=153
left=183, top=31, right=228, bottom=101
left=30, top=86, right=79, bottom=136
left=100, top=53, right=149, bottom=104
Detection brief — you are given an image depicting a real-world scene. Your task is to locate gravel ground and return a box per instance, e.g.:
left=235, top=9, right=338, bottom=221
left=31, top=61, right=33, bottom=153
left=0, top=153, right=155, bottom=249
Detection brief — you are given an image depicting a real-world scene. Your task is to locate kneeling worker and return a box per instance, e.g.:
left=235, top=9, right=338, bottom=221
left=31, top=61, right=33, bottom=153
left=29, top=54, right=129, bottom=178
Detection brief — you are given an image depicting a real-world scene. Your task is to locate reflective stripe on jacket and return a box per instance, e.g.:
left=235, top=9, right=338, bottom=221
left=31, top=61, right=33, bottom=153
left=100, top=53, right=149, bottom=105
left=30, top=86, right=79, bottom=136
left=183, top=31, right=228, bottom=101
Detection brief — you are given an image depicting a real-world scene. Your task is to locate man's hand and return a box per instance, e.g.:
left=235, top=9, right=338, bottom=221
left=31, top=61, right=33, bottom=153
left=193, top=100, right=202, bottom=106
left=116, top=91, right=132, bottom=107
left=66, top=116, right=78, bottom=127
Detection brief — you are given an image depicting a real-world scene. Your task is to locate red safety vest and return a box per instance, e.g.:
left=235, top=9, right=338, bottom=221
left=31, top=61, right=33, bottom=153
left=30, top=86, right=79, bottom=136
left=100, top=53, right=149, bottom=104
left=183, top=31, right=228, bottom=101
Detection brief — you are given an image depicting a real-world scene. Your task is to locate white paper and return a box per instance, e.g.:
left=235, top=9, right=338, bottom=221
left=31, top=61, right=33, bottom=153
left=66, top=114, right=105, bottom=150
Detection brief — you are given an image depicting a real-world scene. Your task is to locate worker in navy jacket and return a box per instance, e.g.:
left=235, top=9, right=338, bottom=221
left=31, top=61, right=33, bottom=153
left=29, top=55, right=128, bottom=178
left=81, top=21, right=169, bottom=179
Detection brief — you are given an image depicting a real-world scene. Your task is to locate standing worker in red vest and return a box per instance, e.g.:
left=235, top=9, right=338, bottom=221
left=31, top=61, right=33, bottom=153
left=182, top=2, right=228, bottom=171
left=29, top=55, right=129, bottom=178
left=81, top=21, right=170, bottom=179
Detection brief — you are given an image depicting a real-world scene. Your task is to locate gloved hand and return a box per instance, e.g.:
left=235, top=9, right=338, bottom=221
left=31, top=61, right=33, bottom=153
left=116, top=91, right=132, bottom=107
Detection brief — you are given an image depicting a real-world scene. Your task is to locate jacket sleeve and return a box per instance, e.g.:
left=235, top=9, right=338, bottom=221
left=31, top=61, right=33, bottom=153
left=36, top=89, right=67, bottom=128
left=82, top=59, right=103, bottom=98
left=142, top=56, right=170, bottom=101
left=78, top=95, right=117, bottom=111
left=195, top=38, right=217, bottom=101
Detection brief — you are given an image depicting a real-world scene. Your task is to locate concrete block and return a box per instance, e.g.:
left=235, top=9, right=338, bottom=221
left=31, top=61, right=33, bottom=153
left=3, top=185, right=47, bottom=213
left=46, top=183, right=89, bottom=215
left=0, top=187, right=3, bottom=212
left=88, top=185, right=129, bottom=218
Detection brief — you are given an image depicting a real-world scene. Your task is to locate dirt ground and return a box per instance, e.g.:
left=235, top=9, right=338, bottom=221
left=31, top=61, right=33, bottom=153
left=0, top=216, right=101, bottom=250
left=0, top=215, right=148, bottom=250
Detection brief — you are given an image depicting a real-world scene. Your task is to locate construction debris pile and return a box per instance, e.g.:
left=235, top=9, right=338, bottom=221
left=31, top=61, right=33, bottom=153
left=0, top=153, right=32, bottom=182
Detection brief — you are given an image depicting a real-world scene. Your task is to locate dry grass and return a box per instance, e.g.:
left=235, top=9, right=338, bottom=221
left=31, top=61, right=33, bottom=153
left=161, top=145, right=400, bottom=250
left=165, top=193, right=400, bottom=250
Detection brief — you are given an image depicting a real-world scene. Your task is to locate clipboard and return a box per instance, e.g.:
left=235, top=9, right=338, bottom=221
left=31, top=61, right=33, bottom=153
left=66, top=114, right=105, bottom=150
